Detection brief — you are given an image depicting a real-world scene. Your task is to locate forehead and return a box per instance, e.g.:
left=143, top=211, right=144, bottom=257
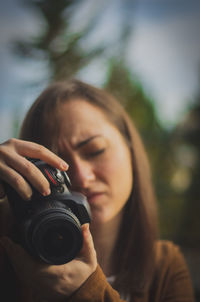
left=57, top=99, right=116, bottom=145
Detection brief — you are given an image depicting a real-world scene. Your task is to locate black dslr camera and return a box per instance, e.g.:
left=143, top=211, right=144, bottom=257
left=4, top=159, right=91, bottom=265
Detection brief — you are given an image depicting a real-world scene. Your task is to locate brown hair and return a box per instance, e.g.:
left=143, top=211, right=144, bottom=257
left=20, top=79, right=158, bottom=298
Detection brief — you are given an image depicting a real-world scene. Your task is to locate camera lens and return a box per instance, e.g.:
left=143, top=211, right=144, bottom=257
left=27, top=208, right=83, bottom=265
left=43, top=226, right=74, bottom=257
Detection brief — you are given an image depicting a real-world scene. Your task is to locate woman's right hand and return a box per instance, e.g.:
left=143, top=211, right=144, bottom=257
left=0, top=138, right=68, bottom=200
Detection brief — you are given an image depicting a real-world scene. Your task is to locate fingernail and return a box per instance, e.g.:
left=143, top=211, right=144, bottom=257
left=43, top=188, right=51, bottom=196
left=23, top=190, right=32, bottom=201
left=83, top=223, right=89, bottom=234
left=26, top=194, right=32, bottom=201
left=60, top=162, right=68, bottom=170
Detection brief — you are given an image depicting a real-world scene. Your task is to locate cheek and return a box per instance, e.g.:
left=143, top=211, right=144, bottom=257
left=115, top=151, right=133, bottom=199
left=97, top=147, right=133, bottom=193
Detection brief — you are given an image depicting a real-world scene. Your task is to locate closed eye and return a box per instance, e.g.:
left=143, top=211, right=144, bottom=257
left=88, top=148, right=105, bottom=157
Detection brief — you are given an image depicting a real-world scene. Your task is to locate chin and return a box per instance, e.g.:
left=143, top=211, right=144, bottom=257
left=90, top=208, right=117, bottom=226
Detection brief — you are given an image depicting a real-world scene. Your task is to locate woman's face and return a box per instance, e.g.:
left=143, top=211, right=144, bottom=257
left=57, top=99, right=133, bottom=225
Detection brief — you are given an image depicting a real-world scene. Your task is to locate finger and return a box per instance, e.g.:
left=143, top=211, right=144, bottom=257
left=0, top=164, right=33, bottom=200
left=5, top=154, right=51, bottom=197
left=15, top=140, right=68, bottom=171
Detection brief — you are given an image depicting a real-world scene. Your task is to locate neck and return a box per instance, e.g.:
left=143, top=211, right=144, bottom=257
left=90, top=211, right=123, bottom=277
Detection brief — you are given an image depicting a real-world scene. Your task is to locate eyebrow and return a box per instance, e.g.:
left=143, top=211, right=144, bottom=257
left=75, top=135, right=101, bottom=149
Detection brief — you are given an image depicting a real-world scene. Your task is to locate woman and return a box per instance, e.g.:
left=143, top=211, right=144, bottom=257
left=0, top=79, right=194, bottom=301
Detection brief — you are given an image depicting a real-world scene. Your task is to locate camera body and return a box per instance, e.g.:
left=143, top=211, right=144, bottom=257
left=4, top=159, right=91, bottom=265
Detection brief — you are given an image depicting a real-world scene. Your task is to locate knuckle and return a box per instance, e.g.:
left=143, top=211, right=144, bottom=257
left=34, top=143, right=46, bottom=154
left=12, top=175, right=23, bottom=190
left=0, top=145, right=10, bottom=158
left=5, top=138, right=17, bottom=147
left=22, top=160, right=33, bottom=174
left=7, top=138, right=17, bottom=144
left=0, top=138, right=18, bottom=157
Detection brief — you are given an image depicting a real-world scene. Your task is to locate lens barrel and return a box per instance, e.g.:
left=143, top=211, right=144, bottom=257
left=26, top=207, right=83, bottom=264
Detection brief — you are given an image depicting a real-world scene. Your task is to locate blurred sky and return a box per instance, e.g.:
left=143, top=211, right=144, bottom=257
left=0, top=0, right=200, bottom=141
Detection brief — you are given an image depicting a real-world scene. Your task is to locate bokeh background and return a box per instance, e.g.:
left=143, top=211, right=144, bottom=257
left=0, top=0, right=200, bottom=299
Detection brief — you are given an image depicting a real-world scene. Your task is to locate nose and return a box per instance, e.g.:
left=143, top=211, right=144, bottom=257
left=68, top=157, right=95, bottom=191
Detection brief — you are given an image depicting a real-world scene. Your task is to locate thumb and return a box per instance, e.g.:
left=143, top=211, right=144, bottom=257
left=78, top=224, right=97, bottom=264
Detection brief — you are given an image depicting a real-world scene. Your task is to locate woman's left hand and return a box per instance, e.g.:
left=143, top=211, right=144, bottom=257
left=0, top=223, right=97, bottom=301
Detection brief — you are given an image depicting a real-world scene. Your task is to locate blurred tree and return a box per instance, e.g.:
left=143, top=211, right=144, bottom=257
left=16, top=0, right=104, bottom=80
left=173, top=96, right=200, bottom=248
left=104, top=58, right=182, bottom=238
left=171, top=94, right=200, bottom=301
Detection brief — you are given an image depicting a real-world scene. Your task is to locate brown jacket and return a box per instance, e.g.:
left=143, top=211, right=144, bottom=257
left=0, top=240, right=194, bottom=302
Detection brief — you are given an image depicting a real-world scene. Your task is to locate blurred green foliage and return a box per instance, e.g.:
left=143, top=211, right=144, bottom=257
left=173, top=100, right=200, bottom=247
left=17, top=0, right=104, bottom=79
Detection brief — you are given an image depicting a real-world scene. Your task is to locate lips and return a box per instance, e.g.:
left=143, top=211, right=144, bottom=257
left=86, top=192, right=104, bottom=204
